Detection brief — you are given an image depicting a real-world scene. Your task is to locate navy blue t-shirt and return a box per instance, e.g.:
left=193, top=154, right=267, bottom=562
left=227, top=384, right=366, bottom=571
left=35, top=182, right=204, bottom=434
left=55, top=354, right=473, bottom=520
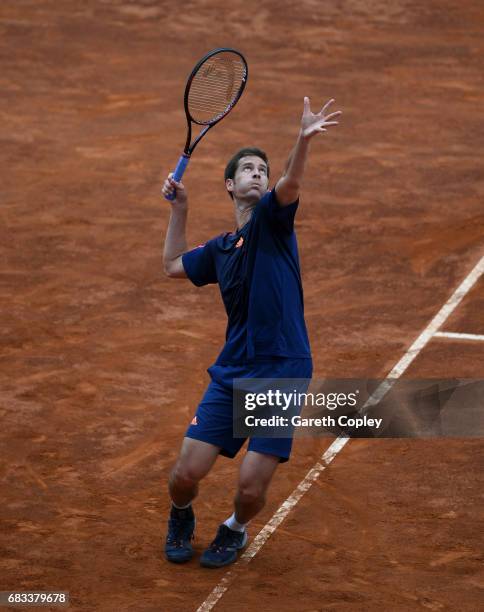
left=181, top=188, right=311, bottom=365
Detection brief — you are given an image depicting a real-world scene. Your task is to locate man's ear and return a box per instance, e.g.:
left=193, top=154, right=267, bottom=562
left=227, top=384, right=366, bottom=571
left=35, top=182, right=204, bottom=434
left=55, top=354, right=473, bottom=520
left=225, top=178, right=234, bottom=194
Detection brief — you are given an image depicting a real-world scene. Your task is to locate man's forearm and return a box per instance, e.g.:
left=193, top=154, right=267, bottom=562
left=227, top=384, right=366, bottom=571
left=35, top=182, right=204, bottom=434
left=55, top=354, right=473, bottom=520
left=283, top=131, right=310, bottom=188
left=163, top=207, right=188, bottom=267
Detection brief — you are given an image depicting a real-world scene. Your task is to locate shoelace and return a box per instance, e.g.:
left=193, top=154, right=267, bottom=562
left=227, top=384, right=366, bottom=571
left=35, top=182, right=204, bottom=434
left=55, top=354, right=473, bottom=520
left=168, top=518, right=194, bottom=547
left=210, top=526, right=240, bottom=552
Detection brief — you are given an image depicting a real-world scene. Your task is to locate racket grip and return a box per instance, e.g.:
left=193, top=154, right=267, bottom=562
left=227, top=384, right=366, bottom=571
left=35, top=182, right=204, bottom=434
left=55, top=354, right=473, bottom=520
left=165, top=154, right=190, bottom=201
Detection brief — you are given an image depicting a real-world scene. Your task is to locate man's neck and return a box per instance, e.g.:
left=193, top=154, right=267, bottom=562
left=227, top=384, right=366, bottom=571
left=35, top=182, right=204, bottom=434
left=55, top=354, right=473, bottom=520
left=233, top=197, right=257, bottom=231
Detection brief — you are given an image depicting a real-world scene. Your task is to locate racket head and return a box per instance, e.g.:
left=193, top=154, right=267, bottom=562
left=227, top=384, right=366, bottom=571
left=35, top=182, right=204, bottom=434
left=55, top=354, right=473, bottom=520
left=184, top=48, right=248, bottom=129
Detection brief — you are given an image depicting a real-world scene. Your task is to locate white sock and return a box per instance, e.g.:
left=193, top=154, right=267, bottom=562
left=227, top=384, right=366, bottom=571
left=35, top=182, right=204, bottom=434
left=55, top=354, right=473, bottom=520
left=224, top=513, right=246, bottom=533
left=172, top=500, right=192, bottom=510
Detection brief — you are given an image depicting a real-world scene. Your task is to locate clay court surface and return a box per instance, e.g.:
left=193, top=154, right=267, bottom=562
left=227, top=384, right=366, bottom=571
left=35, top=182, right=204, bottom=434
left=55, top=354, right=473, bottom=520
left=1, top=1, right=483, bottom=610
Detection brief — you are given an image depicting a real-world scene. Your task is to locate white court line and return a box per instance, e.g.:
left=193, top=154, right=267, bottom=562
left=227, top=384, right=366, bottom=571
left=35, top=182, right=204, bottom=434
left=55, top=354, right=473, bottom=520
left=196, top=254, right=484, bottom=612
left=434, top=331, right=484, bottom=342
left=363, top=255, right=484, bottom=409
left=196, top=436, right=348, bottom=612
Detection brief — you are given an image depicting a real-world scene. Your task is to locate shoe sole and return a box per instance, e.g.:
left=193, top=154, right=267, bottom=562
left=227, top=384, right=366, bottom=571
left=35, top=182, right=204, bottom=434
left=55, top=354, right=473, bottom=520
left=166, top=551, right=194, bottom=564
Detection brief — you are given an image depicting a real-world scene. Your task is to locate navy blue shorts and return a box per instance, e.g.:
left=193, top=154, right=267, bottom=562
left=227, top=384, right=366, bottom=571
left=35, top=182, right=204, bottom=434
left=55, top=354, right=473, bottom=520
left=185, top=358, right=313, bottom=463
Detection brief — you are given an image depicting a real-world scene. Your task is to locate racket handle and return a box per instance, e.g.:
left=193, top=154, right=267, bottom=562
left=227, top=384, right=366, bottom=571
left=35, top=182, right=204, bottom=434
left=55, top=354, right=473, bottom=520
left=165, top=154, right=190, bottom=201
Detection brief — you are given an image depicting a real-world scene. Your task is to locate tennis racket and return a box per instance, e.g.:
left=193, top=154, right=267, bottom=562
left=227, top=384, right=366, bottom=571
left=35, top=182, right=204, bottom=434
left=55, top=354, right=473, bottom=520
left=164, top=47, right=248, bottom=201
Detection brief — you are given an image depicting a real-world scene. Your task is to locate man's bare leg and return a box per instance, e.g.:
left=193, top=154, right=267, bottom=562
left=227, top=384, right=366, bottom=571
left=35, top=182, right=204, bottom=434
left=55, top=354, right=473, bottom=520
left=199, top=450, right=280, bottom=568
left=169, top=437, right=221, bottom=506
left=165, top=437, right=220, bottom=564
left=233, top=450, right=280, bottom=525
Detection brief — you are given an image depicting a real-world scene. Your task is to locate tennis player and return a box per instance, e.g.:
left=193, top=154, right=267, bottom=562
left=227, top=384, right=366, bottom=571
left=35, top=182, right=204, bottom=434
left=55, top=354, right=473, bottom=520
left=162, top=97, right=341, bottom=568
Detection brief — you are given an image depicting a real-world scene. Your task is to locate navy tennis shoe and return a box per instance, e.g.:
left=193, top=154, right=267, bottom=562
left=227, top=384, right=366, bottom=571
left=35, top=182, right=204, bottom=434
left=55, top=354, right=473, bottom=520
left=165, top=506, right=195, bottom=564
left=200, top=524, right=248, bottom=568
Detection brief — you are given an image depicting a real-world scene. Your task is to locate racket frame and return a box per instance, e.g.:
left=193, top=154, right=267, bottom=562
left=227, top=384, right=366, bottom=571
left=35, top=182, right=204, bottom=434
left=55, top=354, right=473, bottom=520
left=165, top=47, right=248, bottom=200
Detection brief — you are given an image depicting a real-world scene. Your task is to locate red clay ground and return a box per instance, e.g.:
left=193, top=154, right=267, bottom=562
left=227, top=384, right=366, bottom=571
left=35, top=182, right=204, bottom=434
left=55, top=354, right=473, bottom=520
left=1, top=1, right=483, bottom=611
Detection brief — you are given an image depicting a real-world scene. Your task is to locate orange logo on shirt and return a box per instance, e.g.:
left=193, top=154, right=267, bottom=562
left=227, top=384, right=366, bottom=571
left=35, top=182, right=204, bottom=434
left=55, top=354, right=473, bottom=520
left=191, top=416, right=198, bottom=425
left=235, top=237, right=244, bottom=248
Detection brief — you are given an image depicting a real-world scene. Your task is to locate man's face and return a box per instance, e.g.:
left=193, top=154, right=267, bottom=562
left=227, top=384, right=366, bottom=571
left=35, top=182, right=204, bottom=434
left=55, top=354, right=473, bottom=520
left=226, top=155, right=269, bottom=202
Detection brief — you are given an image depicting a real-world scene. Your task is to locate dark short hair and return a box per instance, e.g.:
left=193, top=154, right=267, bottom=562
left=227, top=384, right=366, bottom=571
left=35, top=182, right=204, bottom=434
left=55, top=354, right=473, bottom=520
left=224, top=147, right=270, bottom=199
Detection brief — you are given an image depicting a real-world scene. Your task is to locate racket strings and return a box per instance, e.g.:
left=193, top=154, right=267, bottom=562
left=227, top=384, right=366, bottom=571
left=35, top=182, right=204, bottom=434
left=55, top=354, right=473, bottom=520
left=188, top=52, right=246, bottom=124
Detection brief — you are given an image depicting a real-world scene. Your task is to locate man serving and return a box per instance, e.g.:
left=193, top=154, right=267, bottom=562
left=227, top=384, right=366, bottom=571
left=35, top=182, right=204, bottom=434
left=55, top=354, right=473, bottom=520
left=161, top=97, right=341, bottom=568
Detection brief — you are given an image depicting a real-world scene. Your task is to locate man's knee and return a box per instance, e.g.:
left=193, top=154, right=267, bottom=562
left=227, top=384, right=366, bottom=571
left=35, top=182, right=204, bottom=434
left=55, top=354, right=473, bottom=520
left=236, top=452, right=279, bottom=506
left=170, top=438, right=220, bottom=489
left=237, top=480, right=266, bottom=506
left=171, top=461, right=206, bottom=488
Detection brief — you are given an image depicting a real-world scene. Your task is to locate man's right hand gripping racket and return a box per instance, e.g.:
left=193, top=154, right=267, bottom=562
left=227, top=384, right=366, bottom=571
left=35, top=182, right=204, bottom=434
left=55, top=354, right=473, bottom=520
left=164, top=48, right=248, bottom=201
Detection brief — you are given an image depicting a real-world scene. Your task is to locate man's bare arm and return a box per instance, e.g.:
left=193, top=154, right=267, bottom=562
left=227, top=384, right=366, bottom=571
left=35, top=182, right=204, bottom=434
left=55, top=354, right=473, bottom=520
left=275, top=97, right=342, bottom=207
left=162, top=174, right=188, bottom=278
left=275, top=134, right=311, bottom=206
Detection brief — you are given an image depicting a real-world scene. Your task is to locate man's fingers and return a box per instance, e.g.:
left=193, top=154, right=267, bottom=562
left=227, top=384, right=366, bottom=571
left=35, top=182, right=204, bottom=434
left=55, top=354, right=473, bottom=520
left=168, top=176, right=183, bottom=189
left=303, top=96, right=310, bottom=112
left=162, top=180, right=175, bottom=194
left=324, top=110, right=342, bottom=120
left=162, top=173, right=185, bottom=197
left=320, top=98, right=335, bottom=114
left=164, top=172, right=187, bottom=196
